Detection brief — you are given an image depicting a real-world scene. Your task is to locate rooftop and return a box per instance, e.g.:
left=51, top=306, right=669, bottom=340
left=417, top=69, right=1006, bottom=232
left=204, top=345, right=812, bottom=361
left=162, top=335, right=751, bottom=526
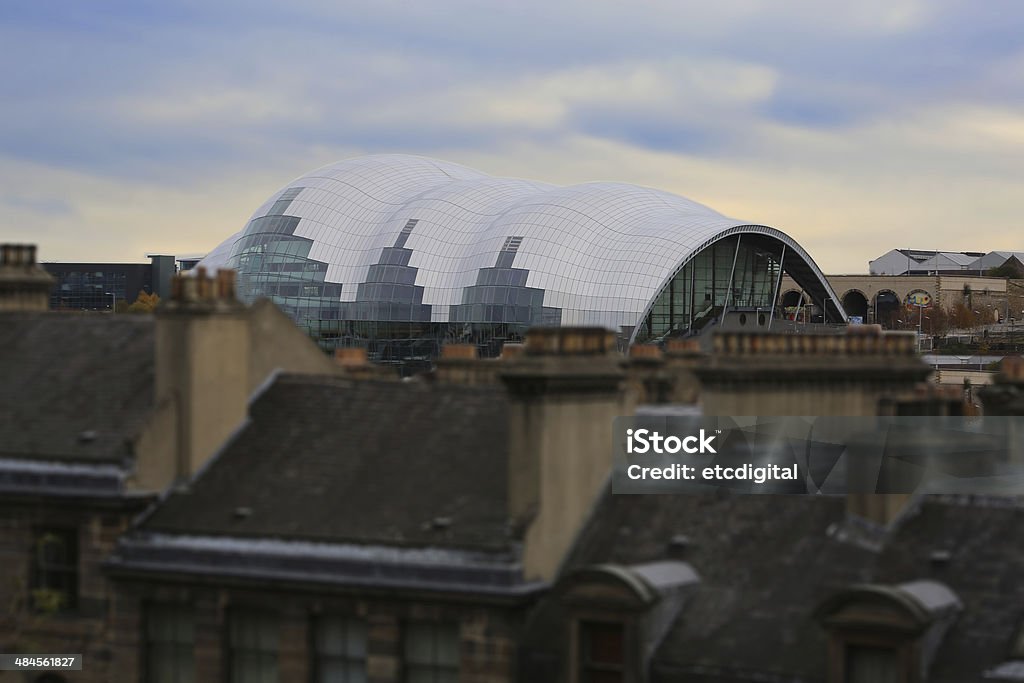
left=141, top=373, right=512, bottom=553
left=0, top=312, right=155, bottom=464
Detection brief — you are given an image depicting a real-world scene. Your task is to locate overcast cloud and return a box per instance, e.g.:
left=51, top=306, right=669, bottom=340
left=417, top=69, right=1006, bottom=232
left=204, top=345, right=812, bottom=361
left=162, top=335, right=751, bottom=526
left=1, top=0, right=1022, bottom=272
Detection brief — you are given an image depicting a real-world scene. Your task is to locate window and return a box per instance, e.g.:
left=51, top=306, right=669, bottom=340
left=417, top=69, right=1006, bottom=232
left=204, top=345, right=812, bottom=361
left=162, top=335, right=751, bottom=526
left=314, top=616, right=367, bottom=683
left=145, top=604, right=195, bottom=682
left=228, top=610, right=278, bottom=683
left=578, top=621, right=625, bottom=683
left=403, top=621, right=459, bottom=683
left=844, top=645, right=900, bottom=683
left=30, top=528, right=77, bottom=612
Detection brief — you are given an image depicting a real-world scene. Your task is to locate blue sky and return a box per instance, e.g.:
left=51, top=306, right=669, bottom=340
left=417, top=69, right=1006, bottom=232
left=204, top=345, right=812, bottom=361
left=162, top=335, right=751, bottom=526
left=1, top=0, right=1022, bottom=272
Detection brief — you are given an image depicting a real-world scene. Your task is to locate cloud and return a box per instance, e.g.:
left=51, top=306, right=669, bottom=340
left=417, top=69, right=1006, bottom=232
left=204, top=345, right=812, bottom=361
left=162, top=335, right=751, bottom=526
left=1, top=0, right=1023, bottom=271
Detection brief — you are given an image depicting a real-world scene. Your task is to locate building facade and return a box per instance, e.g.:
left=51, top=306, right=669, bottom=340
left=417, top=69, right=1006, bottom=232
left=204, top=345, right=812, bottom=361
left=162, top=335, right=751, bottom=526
left=197, top=155, right=846, bottom=365
left=43, top=255, right=176, bottom=311
left=6, top=246, right=1024, bottom=682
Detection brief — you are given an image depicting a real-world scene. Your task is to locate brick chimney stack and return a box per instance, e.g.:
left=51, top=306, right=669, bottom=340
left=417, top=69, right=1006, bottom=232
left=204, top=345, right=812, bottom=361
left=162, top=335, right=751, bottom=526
left=0, top=243, right=54, bottom=312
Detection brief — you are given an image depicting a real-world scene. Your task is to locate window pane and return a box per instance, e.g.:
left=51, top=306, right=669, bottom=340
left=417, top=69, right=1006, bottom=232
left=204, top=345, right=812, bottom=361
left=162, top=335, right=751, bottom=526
left=434, top=625, right=459, bottom=666
left=583, top=622, right=624, bottom=665
left=845, top=645, right=899, bottom=683
left=404, top=623, right=433, bottom=664
left=403, top=621, right=460, bottom=682
left=31, top=529, right=78, bottom=611
left=146, top=604, right=194, bottom=683
left=315, top=617, right=367, bottom=683
left=229, top=612, right=278, bottom=683
left=345, top=661, right=368, bottom=683
left=580, top=621, right=625, bottom=683
left=346, top=621, right=367, bottom=659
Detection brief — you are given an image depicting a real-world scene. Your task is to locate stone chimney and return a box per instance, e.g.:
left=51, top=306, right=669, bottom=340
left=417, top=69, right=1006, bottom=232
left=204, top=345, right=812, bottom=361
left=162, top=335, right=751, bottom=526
left=695, top=326, right=931, bottom=416
left=980, top=357, right=1024, bottom=416
left=664, top=339, right=704, bottom=404
left=431, top=344, right=492, bottom=385
left=622, top=344, right=671, bottom=407
left=500, top=327, right=626, bottom=582
left=143, top=268, right=249, bottom=487
left=334, top=347, right=395, bottom=380
left=695, top=326, right=934, bottom=526
left=132, top=268, right=341, bottom=490
left=0, top=244, right=54, bottom=312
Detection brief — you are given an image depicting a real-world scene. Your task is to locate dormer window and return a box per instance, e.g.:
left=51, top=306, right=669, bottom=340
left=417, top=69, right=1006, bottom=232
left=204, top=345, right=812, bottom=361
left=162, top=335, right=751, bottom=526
left=843, top=644, right=900, bottom=683
left=557, top=561, right=700, bottom=683
left=816, top=580, right=960, bottom=683
left=578, top=620, right=626, bottom=683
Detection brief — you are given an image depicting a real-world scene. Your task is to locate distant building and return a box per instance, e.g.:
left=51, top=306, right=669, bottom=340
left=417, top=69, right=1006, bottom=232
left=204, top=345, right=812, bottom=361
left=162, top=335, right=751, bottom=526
left=43, top=254, right=177, bottom=310
left=782, top=272, right=1021, bottom=327
left=196, top=154, right=846, bottom=363
left=176, top=255, right=204, bottom=272
left=869, top=248, right=1024, bottom=276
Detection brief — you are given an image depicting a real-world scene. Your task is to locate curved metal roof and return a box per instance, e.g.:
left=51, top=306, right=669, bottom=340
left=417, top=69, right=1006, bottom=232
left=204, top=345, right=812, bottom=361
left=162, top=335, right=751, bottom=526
left=200, top=154, right=845, bottom=334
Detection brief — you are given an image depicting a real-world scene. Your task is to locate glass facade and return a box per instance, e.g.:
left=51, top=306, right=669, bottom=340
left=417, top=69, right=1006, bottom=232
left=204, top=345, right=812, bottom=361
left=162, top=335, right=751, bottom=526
left=45, top=264, right=149, bottom=310
left=635, top=235, right=783, bottom=343
left=201, top=155, right=844, bottom=368
left=43, top=257, right=175, bottom=311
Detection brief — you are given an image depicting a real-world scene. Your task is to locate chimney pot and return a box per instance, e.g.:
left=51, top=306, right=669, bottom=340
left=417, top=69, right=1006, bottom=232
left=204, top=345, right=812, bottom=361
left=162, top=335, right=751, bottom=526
left=1000, top=357, right=1024, bottom=382
left=216, top=269, right=236, bottom=300
left=182, top=275, right=199, bottom=302
left=847, top=323, right=882, bottom=336
left=500, top=343, right=524, bottom=360
left=665, top=339, right=701, bottom=355
left=335, top=347, right=368, bottom=367
left=441, top=344, right=478, bottom=360
left=629, top=344, right=662, bottom=360
left=523, top=327, right=615, bottom=356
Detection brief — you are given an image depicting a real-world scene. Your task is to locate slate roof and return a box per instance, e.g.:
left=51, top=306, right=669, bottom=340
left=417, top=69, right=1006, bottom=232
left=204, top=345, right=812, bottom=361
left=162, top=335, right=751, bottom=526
left=141, top=374, right=513, bottom=553
left=873, top=496, right=1024, bottom=683
left=541, top=494, right=868, bottom=682
left=535, top=491, right=1024, bottom=682
left=0, top=312, right=155, bottom=463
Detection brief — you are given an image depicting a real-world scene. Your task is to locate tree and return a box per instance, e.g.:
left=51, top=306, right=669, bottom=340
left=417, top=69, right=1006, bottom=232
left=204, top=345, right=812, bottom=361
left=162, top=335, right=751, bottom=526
left=949, top=303, right=977, bottom=331
left=126, top=290, right=160, bottom=313
left=925, top=305, right=950, bottom=337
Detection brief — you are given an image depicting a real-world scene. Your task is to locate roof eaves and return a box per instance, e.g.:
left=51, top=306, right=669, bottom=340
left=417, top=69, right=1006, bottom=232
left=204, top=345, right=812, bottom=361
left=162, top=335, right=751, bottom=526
left=106, top=532, right=539, bottom=598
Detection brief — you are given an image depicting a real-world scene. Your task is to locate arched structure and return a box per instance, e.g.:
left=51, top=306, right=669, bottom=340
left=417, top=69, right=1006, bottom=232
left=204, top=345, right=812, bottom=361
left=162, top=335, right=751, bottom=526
left=874, top=290, right=902, bottom=329
left=841, top=289, right=869, bottom=321
left=199, top=155, right=845, bottom=359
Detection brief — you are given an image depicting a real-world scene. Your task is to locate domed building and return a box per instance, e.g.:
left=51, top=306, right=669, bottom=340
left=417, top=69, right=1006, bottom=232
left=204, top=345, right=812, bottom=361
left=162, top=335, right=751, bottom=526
left=199, top=155, right=845, bottom=366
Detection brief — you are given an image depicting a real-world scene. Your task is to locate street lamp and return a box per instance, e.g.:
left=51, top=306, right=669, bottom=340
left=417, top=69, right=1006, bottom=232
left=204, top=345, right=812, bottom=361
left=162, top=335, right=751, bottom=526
left=105, top=291, right=116, bottom=313
left=921, top=303, right=929, bottom=352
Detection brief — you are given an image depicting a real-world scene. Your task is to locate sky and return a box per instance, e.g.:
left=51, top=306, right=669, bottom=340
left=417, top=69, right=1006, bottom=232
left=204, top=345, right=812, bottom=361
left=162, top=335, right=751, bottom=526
left=1, top=0, right=1022, bottom=274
